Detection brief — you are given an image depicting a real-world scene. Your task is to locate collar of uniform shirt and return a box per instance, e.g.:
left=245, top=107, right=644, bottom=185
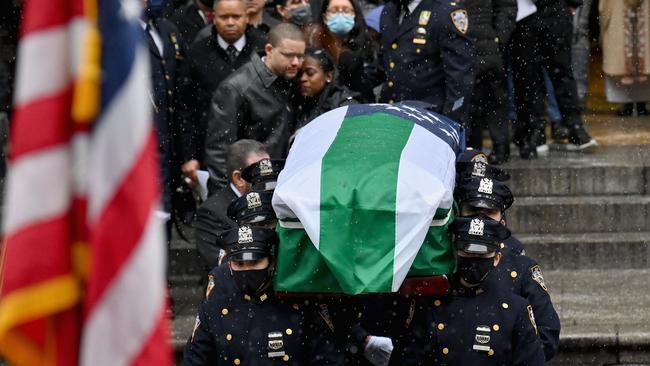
left=230, top=182, right=243, bottom=198
left=218, top=34, right=247, bottom=52
left=399, top=0, right=424, bottom=22
left=139, top=19, right=164, bottom=55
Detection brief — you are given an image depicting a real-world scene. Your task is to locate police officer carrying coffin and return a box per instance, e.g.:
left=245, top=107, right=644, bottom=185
left=367, top=0, right=475, bottom=123
left=389, top=216, right=545, bottom=365
left=184, top=225, right=344, bottom=365
left=455, top=166, right=561, bottom=361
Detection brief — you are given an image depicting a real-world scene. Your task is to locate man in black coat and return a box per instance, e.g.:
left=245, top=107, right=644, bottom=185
left=168, top=0, right=215, bottom=45
left=141, top=1, right=186, bottom=215
left=389, top=216, right=545, bottom=366
left=368, top=0, right=475, bottom=124
left=461, top=0, right=516, bottom=164
left=204, top=23, right=305, bottom=188
left=176, top=0, right=266, bottom=185
left=194, top=139, right=270, bottom=275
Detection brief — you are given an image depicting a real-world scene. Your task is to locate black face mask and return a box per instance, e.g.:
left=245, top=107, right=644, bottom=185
left=289, top=5, right=312, bottom=26
left=232, top=267, right=273, bottom=296
left=456, top=256, right=494, bottom=285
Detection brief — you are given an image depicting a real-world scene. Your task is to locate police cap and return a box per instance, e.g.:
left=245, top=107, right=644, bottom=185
left=227, top=191, right=276, bottom=224
left=449, top=216, right=510, bottom=254
left=455, top=176, right=514, bottom=211
left=457, top=148, right=488, bottom=164
left=241, top=159, right=285, bottom=191
left=456, top=161, right=510, bottom=181
left=220, top=226, right=279, bottom=262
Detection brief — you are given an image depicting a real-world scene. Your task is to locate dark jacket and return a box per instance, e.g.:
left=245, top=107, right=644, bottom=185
left=390, top=276, right=545, bottom=366
left=145, top=18, right=186, bottom=212
left=294, top=83, right=360, bottom=129
left=176, top=27, right=266, bottom=164
left=495, top=250, right=561, bottom=361
left=184, top=265, right=345, bottom=365
left=374, top=0, right=476, bottom=123
left=462, top=0, right=517, bottom=75
left=193, top=186, right=238, bottom=273
left=168, top=1, right=209, bottom=46
left=204, top=53, right=296, bottom=188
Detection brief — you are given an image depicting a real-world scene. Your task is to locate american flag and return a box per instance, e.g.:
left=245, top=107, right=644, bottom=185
left=0, top=0, right=173, bottom=364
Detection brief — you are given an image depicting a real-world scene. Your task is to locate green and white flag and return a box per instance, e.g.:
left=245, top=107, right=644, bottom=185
left=272, top=103, right=463, bottom=294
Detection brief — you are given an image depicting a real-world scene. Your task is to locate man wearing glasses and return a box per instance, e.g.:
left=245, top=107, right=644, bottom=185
left=205, top=23, right=305, bottom=188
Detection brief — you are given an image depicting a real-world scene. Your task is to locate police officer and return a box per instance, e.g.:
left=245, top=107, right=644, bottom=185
left=184, top=225, right=344, bottom=365
left=455, top=173, right=561, bottom=361
left=141, top=0, right=186, bottom=217
left=227, top=190, right=277, bottom=227
left=390, top=216, right=545, bottom=365
left=368, top=0, right=475, bottom=123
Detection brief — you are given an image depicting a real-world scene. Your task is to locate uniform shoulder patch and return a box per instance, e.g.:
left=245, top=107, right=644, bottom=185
left=450, top=9, right=468, bottom=34
left=527, top=305, right=538, bottom=335
left=530, top=265, right=548, bottom=292
left=205, top=274, right=215, bottom=300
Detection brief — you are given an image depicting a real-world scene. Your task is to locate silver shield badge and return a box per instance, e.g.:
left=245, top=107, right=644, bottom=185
left=267, top=331, right=285, bottom=357
left=259, top=159, right=273, bottom=176
left=469, top=218, right=484, bottom=236
left=472, top=162, right=486, bottom=177
left=238, top=226, right=254, bottom=244
left=247, top=192, right=262, bottom=209
left=478, top=178, right=493, bottom=194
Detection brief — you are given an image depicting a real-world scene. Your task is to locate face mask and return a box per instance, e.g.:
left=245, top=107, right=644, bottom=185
left=232, top=267, right=272, bottom=296
left=326, top=14, right=355, bottom=36
left=456, top=256, right=494, bottom=285
left=289, top=5, right=312, bottom=26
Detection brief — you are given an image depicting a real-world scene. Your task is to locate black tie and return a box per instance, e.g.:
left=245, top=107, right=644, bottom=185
left=226, top=44, right=238, bottom=63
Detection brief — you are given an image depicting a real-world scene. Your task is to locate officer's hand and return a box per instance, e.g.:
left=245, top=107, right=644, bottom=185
left=363, top=336, right=393, bottom=366
left=182, top=159, right=200, bottom=183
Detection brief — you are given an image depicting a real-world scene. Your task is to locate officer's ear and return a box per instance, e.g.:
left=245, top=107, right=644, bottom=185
left=493, top=252, right=502, bottom=267
left=264, top=43, right=274, bottom=58
left=231, top=169, right=251, bottom=193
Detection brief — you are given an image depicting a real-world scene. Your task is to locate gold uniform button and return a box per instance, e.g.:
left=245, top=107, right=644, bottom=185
left=488, top=349, right=495, bottom=356
left=510, top=271, right=518, bottom=278
left=437, top=323, right=445, bottom=330
left=283, top=355, right=290, bottom=361
left=244, top=294, right=252, bottom=301
left=221, top=308, right=229, bottom=315
left=502, top=303, right=509, bottom=309
left=234, top=358, right=241, bottom=365
left=388, top=81, right=394, bottom=88
left=434, top=299, right=442, bottom=307
left=442, top=347, right=449, bottom=355
left=389, top=61, right=395, bottom=69
left=391, top=43, right=398, bottom=49
left=165, top=74, right=171, bottom=80
left=292, top=303, right=300, bottom=310
left=167, top=90, right=173, bottom=96
left=416, top=49, right=421, bottom=53
left=389, top=99, right=395, bottom=104
left=226, top=334, right=232, bottom=341
left=493, top=324, right=500, bottom=332
left=500, top=243, right=505, bottom=249
left=286, top=328, right=293, bottom=335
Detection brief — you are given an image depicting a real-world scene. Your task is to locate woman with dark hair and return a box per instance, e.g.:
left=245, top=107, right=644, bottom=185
left=306, top=0, right=376, bottom=101
left=294, top=48, right=360, bottom=129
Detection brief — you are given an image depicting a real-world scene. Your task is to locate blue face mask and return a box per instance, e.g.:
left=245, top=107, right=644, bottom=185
left=326, top=14, right=355, bottom=36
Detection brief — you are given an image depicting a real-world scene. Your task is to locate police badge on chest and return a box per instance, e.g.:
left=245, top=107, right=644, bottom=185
left=472, top=325, right=491, bottom=352
left=267, top=331, right=286, bottom=358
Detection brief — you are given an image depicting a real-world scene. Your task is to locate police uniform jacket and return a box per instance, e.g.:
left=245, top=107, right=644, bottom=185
left=461, top=0, right=516, bottom=75
left=494, top=248, right=561, bottom=361
left=193, top=186, right=238, bottom=273
left=184, top=265, right=344, bottom=365
left=176, top=26, right=266, bottom=164
left=376, top=0, right=475, bottom=121
left=390, top=276, right=545, bottom=366
left=145, top=18, right=185, bottom=212
left=204, top=53, right=295, bottom=188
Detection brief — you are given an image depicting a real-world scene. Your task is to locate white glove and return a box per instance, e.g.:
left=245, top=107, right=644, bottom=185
left=363, top=336, right=393, bottom=366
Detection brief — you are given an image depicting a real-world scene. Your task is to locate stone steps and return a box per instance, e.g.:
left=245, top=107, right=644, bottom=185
left=507, top=195, right=650, bottom=234
left=517, top=232, right=650, bottom=270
